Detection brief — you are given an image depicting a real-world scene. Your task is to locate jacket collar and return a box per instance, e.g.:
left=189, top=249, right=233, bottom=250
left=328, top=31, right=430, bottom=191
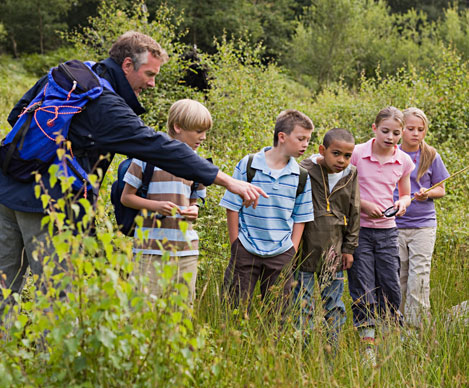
left=99, top=58, right=146, bottom=116
left=309, top=154, right=352, bottom=176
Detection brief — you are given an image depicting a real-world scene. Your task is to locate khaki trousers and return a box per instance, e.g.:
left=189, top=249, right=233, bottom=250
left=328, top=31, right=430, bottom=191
left=398, top=227, right=436, bottom=326
left=137, top=254, right=198, bottom=303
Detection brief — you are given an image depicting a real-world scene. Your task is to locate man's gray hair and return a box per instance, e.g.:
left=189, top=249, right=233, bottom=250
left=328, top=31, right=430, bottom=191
left=109, top=31, right=169, bottom=69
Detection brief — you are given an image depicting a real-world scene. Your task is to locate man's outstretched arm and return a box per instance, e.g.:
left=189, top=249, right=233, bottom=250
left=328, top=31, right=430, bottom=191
left=214, top=170, right=267, bottom=209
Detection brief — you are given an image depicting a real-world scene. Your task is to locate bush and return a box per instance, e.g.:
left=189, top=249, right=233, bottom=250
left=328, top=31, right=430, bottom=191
left=0, top=170, right=205, bottom=387
left=20, top=46, right=81, bottom=77
left=285, top=0, right=468, bottom=93
left=436, top=5, right=469, bottom=61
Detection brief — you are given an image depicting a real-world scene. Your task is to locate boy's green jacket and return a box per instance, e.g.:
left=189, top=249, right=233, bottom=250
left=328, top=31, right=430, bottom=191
left=297, top=158, right=360, bottom=273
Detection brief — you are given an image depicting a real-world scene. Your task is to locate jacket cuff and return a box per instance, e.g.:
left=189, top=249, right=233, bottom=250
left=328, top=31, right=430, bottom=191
left=342, top=246, right=355, bottom=254
left=203, top=164, right=219, bottom=186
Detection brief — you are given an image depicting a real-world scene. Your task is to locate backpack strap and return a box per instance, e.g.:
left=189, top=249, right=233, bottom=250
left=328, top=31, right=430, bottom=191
left=190, top=181, right=200, bottom=197
left=140, top=162, right=154, bottom=198
left=2, top=101, right=43, bottom=175
left=190, top=181, right=206, bottom=206
left=246, top=154, right=306, bottom=197
left=246, top=154, right=308, bottom=197
left=296, top=166, right=308, bottom=197
left=189, top=157, right=212, bottom=206
left=246, top=154, right=256, bottom=183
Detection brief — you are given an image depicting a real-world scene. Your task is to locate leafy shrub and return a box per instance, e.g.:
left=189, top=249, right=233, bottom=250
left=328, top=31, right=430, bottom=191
left=436, top=5, right=469, bottom=61
left=20, top=46, right=82, bottom=77
left=205, top=38, right=314, bottom=165
left=0, top=170, right=204, bottom=387
left=286, top=0, right=469, bottom=93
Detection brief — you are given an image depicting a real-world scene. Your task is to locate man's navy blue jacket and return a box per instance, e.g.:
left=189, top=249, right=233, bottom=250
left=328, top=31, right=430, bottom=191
left=0, top=57, right=219, bottom=212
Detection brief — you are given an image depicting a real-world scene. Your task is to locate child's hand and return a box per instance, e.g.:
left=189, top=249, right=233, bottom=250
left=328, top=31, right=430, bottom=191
left=180, top=205, right=199, bottom=221
left=342, top=253, right=354, bottom=270
left=393, top=199, right=407, bottom=216
left=362, top=200, right=384, bottom=218
left=153, top=201, right=180, bottom=216
left=414, top=187, right=429, bottom=201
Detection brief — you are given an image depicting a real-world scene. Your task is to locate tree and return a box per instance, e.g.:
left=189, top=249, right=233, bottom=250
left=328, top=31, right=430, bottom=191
left=286, top=0, right=441, bottom=91
left=145, top=0, right=299, bottom=62
left=387, top=0, right=464, bottom=21
left=0, top=0, right=71, bottom=55
left=436, top=4, right=469, bottom=59
left=287, top=0, right=387, bottom=89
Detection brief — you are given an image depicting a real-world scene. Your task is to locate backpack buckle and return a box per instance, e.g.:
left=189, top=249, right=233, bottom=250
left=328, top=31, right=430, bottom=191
left=24, top=101, right=42, bottom=114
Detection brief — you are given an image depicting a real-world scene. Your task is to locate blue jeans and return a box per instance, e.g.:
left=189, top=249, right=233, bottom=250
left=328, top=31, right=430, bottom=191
left=294, top=270, right=346, bottom=343
left=348, top=227, right=402, bottom=328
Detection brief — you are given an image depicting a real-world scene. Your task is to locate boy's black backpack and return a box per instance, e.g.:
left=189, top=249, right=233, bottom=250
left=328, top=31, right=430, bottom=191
left=111, top=159, right=155, bottom=236
left=246, top=154, right=308, bottom=197
left=0, top=60, right=113, bottom=194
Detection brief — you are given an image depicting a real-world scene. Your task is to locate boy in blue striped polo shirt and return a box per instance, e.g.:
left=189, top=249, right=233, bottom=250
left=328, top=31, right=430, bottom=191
left=220, top=109, right=315, bottom=310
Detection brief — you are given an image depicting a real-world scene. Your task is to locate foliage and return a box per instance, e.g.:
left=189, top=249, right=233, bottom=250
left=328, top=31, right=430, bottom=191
left=0, top=167, right=205, bottom=387
left=287, top=0, right=449, bottom=91
left=387, top=0, right=460, bottom=21
left=0, top=55, right=37, bottom=131
left=1, top=0, right=468, bottom=92
left=0, top=23, right=6, bottom=49
left=145, top=0, right=300, bottom=61
left=20, top=46, right=83, bottom=77
left=64, top=0, right=206, bottom=130
left=436, top=4, right=469, bottom=60
left=0, top=0, right=71, bottom=56
left=204, top=38, right=314, bottom=164
left=304, top=46, right=468, bottom=142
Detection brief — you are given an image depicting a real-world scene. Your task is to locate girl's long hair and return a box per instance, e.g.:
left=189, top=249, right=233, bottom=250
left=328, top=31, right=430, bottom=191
left=403, top=107, right=436, bottom=182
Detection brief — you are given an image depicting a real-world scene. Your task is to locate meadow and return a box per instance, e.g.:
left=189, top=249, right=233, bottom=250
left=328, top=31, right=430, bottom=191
left=0, top=4, right=468, bottom=386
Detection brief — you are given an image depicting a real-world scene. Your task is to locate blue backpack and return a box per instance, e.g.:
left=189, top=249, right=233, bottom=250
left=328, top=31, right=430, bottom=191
left=111, top=159, right=156, bottom=236
left=0, top=60, right=112, bottom=194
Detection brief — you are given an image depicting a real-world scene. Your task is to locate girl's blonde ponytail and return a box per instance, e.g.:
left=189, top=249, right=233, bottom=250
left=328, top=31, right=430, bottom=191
left=403, top=108, right=436, bottom=182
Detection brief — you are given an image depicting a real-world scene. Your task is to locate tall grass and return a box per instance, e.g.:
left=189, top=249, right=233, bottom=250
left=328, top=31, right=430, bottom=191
left=0, top=55, right=37, bottom=131
left=192, top=234, right=468, bottom=387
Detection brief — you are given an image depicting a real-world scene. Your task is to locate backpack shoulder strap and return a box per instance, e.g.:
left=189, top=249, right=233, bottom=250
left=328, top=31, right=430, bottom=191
left=189, top=157, right=212, bottom=205
left=190, top=181, right=199, bottom=196
left=246, top=154, right=256, bottom=183
left=296, top=166, right=308, bottom=197
left=2, top=109, right=37, bottom=174
left=140, top=162, right=154, bottom=198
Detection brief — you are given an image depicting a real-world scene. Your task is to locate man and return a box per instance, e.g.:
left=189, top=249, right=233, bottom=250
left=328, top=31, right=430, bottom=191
left=0, top=31, right=265, bottom=312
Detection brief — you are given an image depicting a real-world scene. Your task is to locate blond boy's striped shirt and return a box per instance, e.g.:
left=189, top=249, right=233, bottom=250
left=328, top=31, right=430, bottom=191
left=123, top=159, right=206, bottom=257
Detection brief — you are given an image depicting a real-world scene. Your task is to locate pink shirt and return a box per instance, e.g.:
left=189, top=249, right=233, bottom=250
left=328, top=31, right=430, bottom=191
left=351, top=139, right=414, bottom=228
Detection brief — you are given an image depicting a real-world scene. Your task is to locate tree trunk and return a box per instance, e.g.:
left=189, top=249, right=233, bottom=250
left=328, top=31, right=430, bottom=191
left=38, top=4, right=44, bottom=54
left=10, top=34, right=18, bottom=58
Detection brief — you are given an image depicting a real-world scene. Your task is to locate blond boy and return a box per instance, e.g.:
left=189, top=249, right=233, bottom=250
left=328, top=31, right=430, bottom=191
left=121, top=99, right=211, bottom=302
